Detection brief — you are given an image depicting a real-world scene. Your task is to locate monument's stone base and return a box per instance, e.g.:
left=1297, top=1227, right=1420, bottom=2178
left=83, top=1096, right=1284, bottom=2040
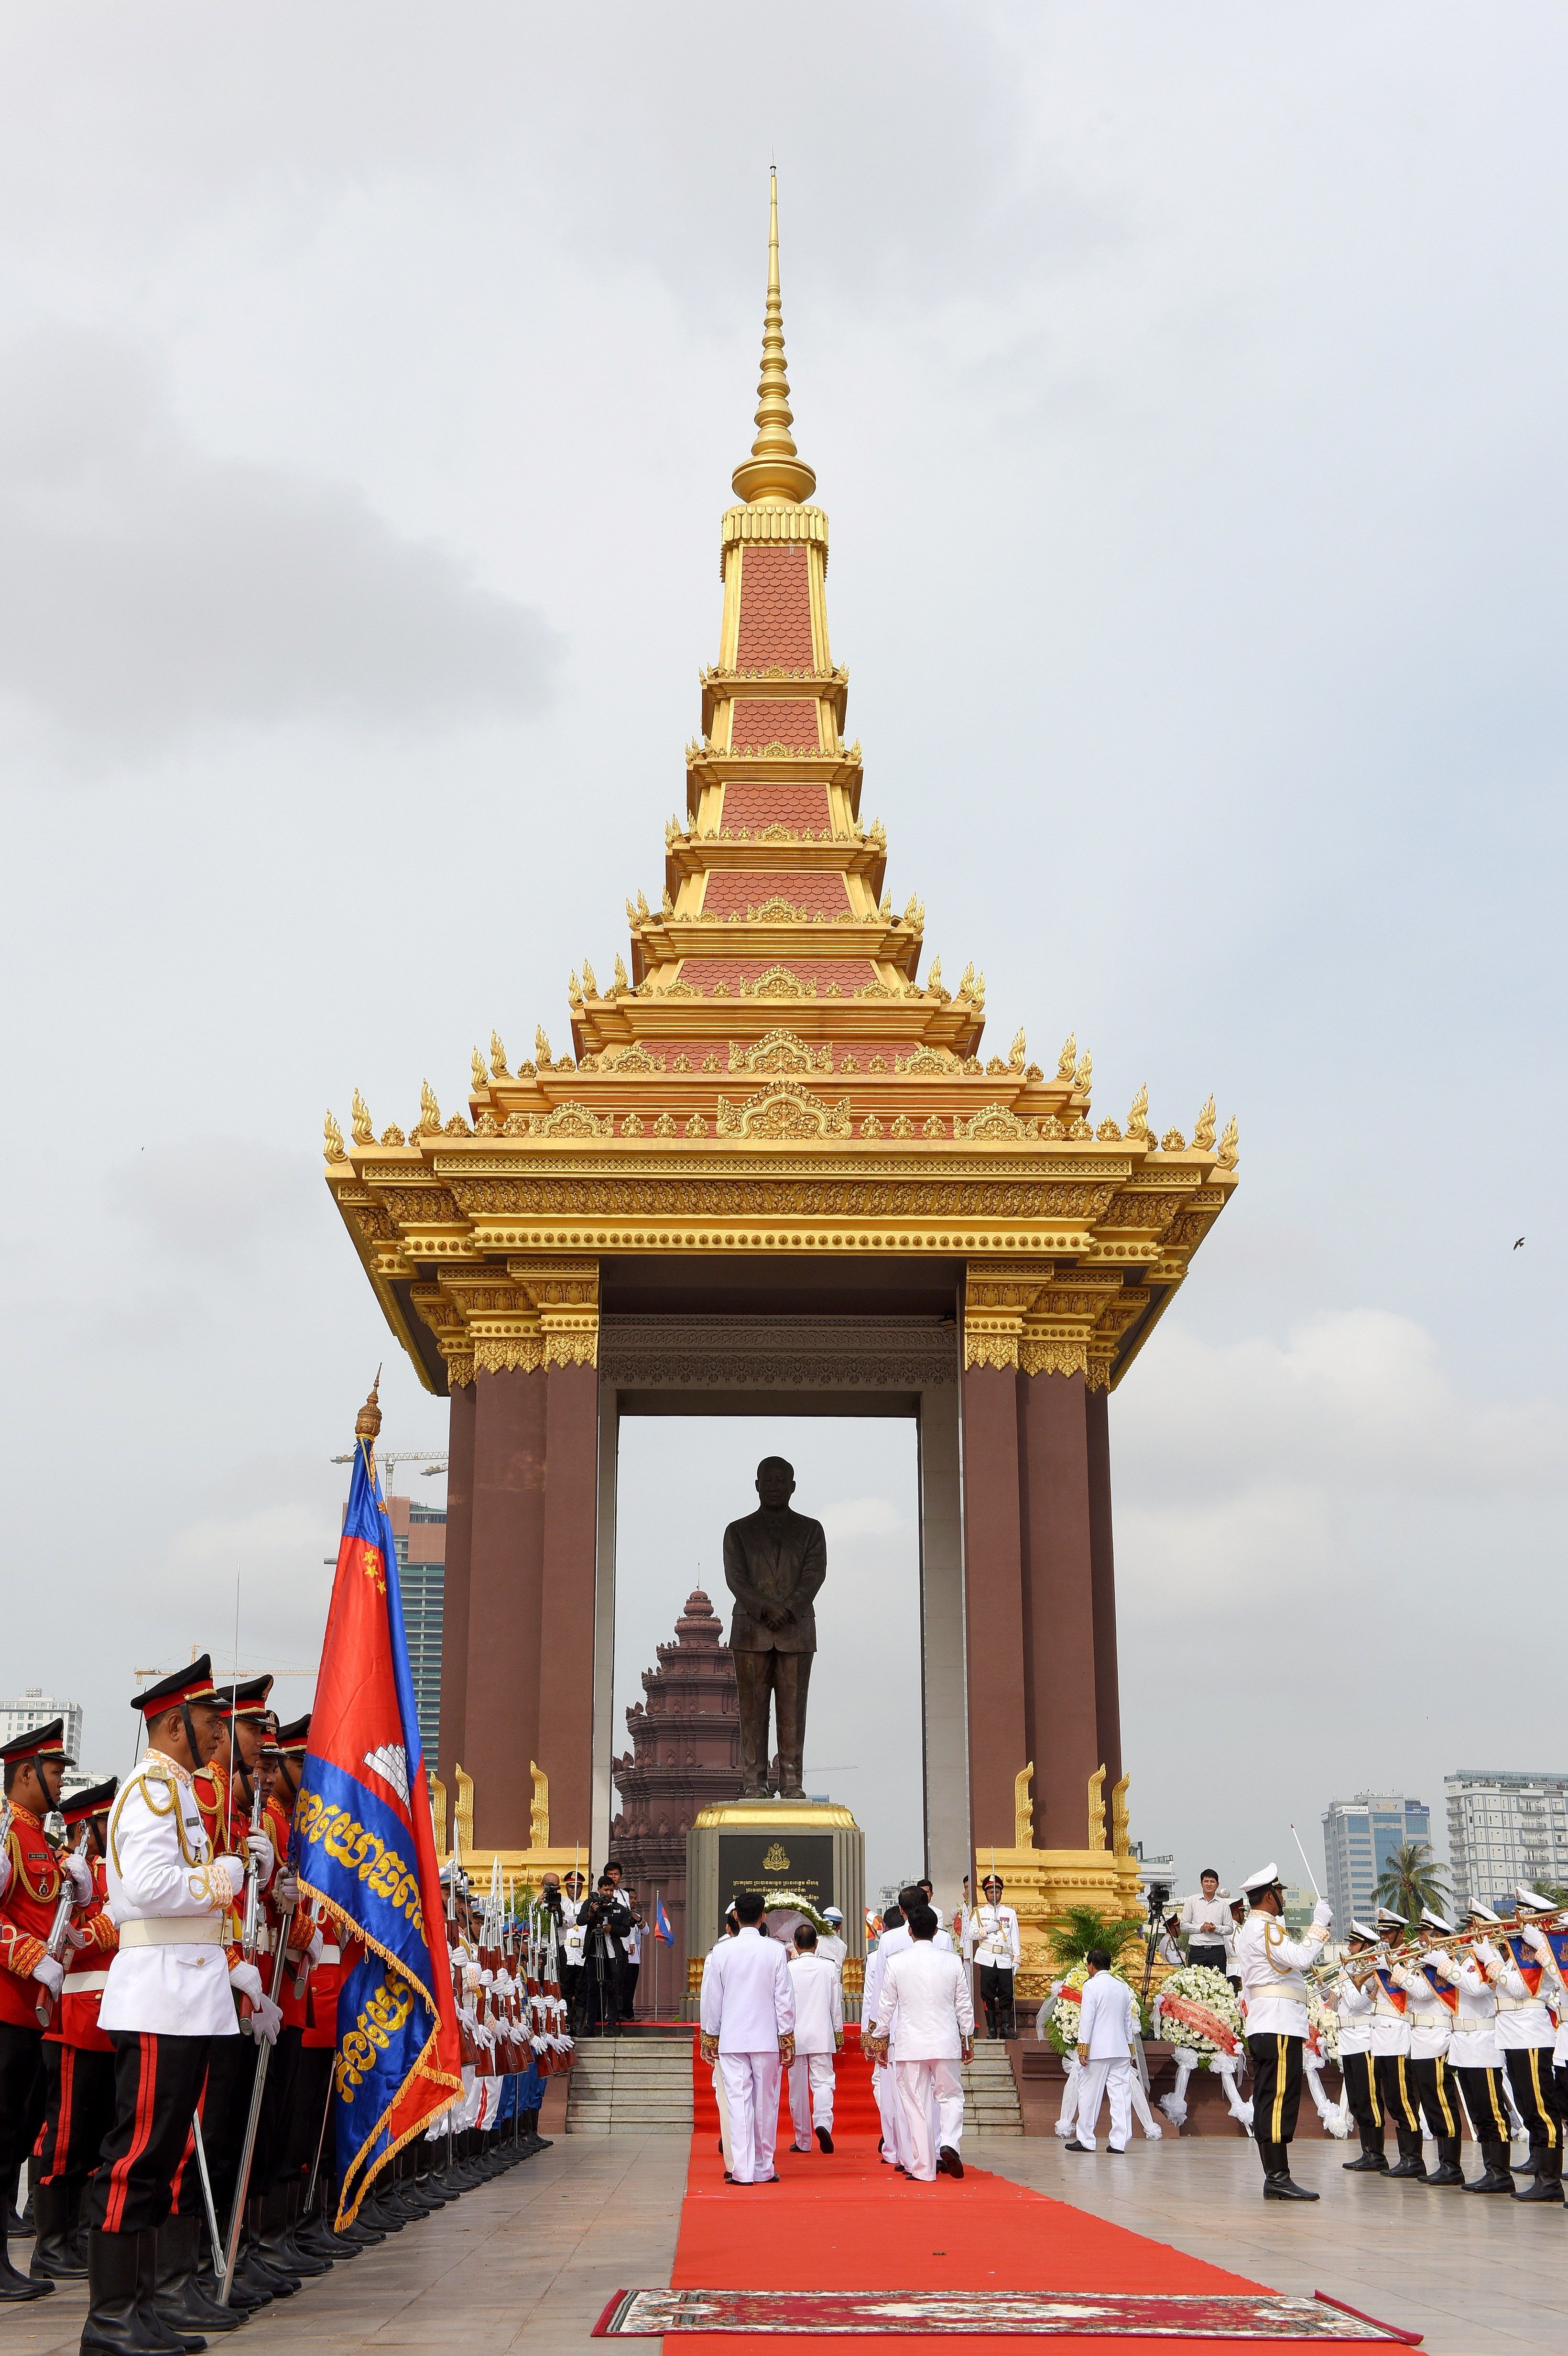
left=980, top=1844, right=1147, bottom=2001
left=683, top=1797, right=865, bottom=2020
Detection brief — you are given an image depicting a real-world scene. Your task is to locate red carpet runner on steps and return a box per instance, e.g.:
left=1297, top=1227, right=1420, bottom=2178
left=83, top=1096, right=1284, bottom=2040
left=647, top=2031, right=1410, bottom=2350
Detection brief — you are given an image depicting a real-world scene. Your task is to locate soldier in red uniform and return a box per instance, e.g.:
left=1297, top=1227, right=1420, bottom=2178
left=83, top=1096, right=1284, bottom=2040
left=0, top=1718, right=92, bottom=2303
left=30, top=1777, right=120, bottom=2284
left=245, top=1715, right=330, bottom=2285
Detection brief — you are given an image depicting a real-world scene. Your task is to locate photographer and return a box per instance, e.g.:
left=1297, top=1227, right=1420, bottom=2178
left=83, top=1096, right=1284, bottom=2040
left=558, top=1870, right=588, bottom=2033
left=578, top=1873, right=633, bottom=2035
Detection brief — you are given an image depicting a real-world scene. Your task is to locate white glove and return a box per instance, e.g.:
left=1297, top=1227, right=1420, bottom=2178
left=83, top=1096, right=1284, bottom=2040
left=1313, top=1899, right=1333, bottom=1929
left=0, top=1850, right=10, bottom=1898
left=31, top=1956, right=65, bottom=2000
left=215, top=1855, right=246, bottom=1900
left=306, top=1927, right=325, bottom=1965
left=1522, top=1923, right=1550, bottom=1955
left=244, top=1832, right=275, bottom=1886
left=228, top=1961, right=265, bottom=2007
left=273, top=1866, right=299, bottom=1908
left=246, top=1994, right=283, bottom=2046
left=63, top=1851, right=94, bottom=1904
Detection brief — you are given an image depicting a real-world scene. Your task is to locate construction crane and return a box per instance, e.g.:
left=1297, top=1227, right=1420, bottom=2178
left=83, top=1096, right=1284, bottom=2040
left=329, top=1447, right=448, bottom=1481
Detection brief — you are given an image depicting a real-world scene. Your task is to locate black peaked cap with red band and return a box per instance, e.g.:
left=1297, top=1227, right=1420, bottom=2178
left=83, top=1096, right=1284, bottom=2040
left=130, top=1657, right=218, bottom=1718
left=0, top=1718, right=75, bottom=1768
left=211, top=1673, right=274, bottom=1723
left=60, top=1777, right=119, bottom=1826
left=274, top=1714, right=310, bottom=1755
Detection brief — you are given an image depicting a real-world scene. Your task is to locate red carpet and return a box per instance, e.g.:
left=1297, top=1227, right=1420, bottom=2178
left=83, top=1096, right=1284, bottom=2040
left=668, top=2033, right=1407, bottom=2351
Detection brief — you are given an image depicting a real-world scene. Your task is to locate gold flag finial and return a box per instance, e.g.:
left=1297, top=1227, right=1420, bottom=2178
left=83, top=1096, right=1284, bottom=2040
left=732, top=169, right=816, bottom=506
left=355, top=1367, right=382, bottom=1440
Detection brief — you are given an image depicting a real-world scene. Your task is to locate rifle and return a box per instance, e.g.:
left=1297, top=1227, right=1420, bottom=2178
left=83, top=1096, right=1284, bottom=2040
left=218, top=1896, right=294, bottom=2305
left=234, top=1771, right=266, bottom=2024
left=191, top=2113, right=224, bottom=2275
left=35, top=1825, right=91, bottom=2027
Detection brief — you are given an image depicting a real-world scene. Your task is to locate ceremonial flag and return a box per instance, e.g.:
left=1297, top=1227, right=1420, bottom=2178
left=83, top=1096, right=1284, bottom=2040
left=653, top=1896, right=674, bottom=1946
left=292, top=1388, right=463, bottom=2226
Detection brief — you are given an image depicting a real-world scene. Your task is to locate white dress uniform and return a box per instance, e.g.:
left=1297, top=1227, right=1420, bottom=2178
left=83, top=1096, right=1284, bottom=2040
left=965, top=1901, right=1021, bottom=2041
left=99, top=1754, right=243, bottom=2039
left=878, top=1942, right=973, bottom=2180
left=817, top=1931, right=847, bottom=1975
left=699, top=1927, right=795, bottom=2185
left=786, top=1949, right=843, bottom=2148
left=1074, top=1970, right=1138, bottom=2153
left=864, top=1922, right=914, bottom=2167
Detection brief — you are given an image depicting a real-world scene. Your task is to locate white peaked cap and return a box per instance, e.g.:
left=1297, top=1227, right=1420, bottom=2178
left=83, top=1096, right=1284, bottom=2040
left=1467, top=1901, right=1503, bottom=1924
left=1350, top=1921, right=1380, bottom=1942
left=1421, top=1907, right=1455, bottom=1935
left=1241, top=1862, right=1281, bottom=1894
left=1516, top=1885, right=1556, bottom=1913
left=822, top=1907, right=843, bottom=1922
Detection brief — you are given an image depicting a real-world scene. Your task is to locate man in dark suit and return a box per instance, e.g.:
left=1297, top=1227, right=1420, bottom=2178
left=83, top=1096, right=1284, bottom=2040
left=722, top=1458, right=827, bottom=1799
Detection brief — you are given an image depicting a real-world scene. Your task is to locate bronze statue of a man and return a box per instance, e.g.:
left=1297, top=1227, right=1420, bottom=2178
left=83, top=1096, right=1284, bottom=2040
left=722, top=1456, right=826, bottom=1800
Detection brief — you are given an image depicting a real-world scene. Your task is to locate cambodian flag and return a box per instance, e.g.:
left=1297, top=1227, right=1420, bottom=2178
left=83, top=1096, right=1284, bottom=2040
left=653, top=1897, right=674, bottom=1946
left=292, top=1408, right=463, bottom=2226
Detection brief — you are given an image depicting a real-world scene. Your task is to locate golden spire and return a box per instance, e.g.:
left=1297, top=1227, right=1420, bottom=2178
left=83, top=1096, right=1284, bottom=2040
left=732, top=169, right=816, bottom=507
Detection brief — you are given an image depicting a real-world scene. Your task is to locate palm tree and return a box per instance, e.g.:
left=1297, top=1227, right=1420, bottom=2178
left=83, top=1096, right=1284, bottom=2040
left=1372, top=1841, right=1451, bottom=1924
left=1044, top=1903, right=1146, bottom=1973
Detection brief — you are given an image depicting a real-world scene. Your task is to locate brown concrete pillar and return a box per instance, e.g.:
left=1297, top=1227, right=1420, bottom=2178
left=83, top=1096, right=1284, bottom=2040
left=535, top=1362, right=601, bottom=1858
left=436, top=1380, right=476, bottom=1783
left=1086, top=1385, right=1122, bottom=1792
left=465, top=1364, right=547, bottom=1850
left=1017, top=1369, right=1100, bottom=1849
left=959, top=1363, right=1028, bottom=1857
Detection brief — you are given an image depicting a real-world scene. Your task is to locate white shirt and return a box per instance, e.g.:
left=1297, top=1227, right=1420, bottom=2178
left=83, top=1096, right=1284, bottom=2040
left=966, top=1905, right=1020, bottom=1969
left=1366, top=1967, right=1411, bottom=2055
left=878, top=1943, right=973, bottom=2061
left=699, top=1925, right=794, bottom=2054
left=863, top=1923, right=912, bottom=2029
left=1333, top=1969, right=1375, bottom=2054
left=1180, top=1893, right=1231, bottom=1946
left=1491, top=1938, right=1556, bottom=2049
left=100, top=1753, right=241, bottom=2039
left=1440, top=1951, right=1502, bottom=2068
left=1233, top=1910, right=1328, bottom=2037
left=787, top=1949, right=844, bottom=2054
left=817, top=1932, right=847, bottom=1974
left=1077, top=1970, right=1137, bottom=2061
left=625, top=1922, right=642, bottom=1963
left=1391, top=1952, right=1452, bottom=2059
left=1157, top=1932, right=1183, bottom=1967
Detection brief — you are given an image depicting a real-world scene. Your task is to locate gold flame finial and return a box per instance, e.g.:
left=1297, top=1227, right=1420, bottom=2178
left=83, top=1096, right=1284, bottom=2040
left=732, top=170, right=816, bottom=507
left=356, top=1367, right=382, bottom=1441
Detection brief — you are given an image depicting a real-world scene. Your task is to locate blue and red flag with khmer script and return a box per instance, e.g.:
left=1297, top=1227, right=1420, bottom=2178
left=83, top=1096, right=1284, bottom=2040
left=292, top=1417, right=462, bottom=2226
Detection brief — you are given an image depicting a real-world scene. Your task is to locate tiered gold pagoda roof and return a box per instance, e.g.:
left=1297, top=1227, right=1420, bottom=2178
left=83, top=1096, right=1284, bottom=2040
left=326, top=174, right=1237, bottom=1395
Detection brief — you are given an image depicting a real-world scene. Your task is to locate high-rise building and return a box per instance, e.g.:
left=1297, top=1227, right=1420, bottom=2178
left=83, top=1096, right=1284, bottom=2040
left=344, top=1495, right=446, bottom=1759
left=1445, top=1771, right=1568, bottom=1912
left=1321, top=1793, right=1432, bottom=1927
left=0, top=1691, right=84, bottom=1766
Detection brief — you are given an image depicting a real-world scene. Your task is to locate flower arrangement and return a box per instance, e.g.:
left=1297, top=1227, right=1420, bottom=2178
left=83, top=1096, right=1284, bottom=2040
left=1150, top=1964, right=1243, bottom=2061
left=1305, top=1984, right=1340, bottom=2062
left=766, top=1891, right=833, bottom=1938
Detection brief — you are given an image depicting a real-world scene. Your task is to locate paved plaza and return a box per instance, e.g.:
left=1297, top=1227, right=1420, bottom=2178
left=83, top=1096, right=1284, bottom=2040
left=11, top=2132, right=1564, bottom=2354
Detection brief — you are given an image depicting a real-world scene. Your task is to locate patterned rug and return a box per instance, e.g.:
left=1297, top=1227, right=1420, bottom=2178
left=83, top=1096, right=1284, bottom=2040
left=594, top=2289, right=1412, bottom=2339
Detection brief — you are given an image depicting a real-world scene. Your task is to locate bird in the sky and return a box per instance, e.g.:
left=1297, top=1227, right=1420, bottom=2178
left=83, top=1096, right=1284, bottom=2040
left=1514, top=1237, right=1525, bottom=1249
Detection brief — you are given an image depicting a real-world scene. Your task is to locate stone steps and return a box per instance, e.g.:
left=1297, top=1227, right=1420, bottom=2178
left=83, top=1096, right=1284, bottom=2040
left=566, top=2037, right=696, bottom=2134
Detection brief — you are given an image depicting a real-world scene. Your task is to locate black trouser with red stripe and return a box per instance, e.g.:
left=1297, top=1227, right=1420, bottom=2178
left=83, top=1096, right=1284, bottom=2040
left=84, top=2032, right=213, bottom=2236
left=1339, top=2050, right=1382, bottom=2155
left=1374, top=2051, right=1424, bottom=2162
left=0, top=2021, right=46, bottom=2217
left=1455, top=2064, right=1512, bottom=2176
left=35, top=2042, right=116, bottom=2192
left=174, top=2031, right=247, bottom=2224
left=1245, top=2032, right=1303, bottom=2177
left=1503, top=2046, right=1561, bottom=2181
left=1409, top=2054, right=1462, bottom=2169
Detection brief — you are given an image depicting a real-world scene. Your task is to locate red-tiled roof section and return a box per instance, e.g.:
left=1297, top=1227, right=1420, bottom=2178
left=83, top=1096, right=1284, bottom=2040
left=729, top=697, right=821, bottom=752
left=678, top=958, right=880, bottom=997
left=735, top=545, right=814, bottom=668
left=703, top=872, right=854, bottom=919
left=719, top=780, right=832, bottom=832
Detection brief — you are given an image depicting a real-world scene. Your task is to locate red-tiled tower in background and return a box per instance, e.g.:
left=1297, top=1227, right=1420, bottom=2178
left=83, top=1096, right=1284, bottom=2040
left=610, top=1591, right=740, bottom=2001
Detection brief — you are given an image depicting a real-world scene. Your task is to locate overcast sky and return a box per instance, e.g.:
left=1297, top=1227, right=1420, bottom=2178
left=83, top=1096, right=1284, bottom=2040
left=3, top=5, right=1564, bottom=1903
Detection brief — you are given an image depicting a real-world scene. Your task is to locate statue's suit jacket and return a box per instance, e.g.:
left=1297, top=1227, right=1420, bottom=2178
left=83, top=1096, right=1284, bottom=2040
left=722, top=1507, right=827, bottom=1655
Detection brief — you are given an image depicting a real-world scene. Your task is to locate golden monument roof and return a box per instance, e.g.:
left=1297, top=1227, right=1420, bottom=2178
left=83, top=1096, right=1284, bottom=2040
left=326, top=176, right=1238, bottom=1398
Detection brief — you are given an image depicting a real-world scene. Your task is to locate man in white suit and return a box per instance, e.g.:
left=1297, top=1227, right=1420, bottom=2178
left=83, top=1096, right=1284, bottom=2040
left=874, top=1905, right=973, bottom=2182
left=1071, top=1947, right=1139, bottom=2154
left=699, top=1890, right=795, bottom=2185
left=862, top=1898, right=915, bottom=2169
left=786, top=1923, right=843, bottom=2153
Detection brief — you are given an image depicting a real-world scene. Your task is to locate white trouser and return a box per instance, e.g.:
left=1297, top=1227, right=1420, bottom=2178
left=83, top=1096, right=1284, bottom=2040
left=1077, top=2056, right=1132, bottom=2152
left=875, top=2059, right=910, bottom=2164
left=712, top=2061, right=732, bottom=2175
left=719, top=2050, right=781, bottom=2184
left=894, top=2058, right=964, bottom=2181
left=789, top=2051, right=835, bottom=2145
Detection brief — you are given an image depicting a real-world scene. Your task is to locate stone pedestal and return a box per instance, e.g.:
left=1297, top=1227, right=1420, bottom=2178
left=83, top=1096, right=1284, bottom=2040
left=683, top=1798, right=864, bottom=2020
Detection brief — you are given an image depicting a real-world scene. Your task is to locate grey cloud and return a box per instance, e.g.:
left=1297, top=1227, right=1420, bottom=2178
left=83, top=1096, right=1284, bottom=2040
left=0, top=328, right=558, bottom=753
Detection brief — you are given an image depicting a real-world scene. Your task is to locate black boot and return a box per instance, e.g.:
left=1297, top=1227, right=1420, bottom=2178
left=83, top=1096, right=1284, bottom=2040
left=81, top=2228, right=165, bottom=2355
left=1426, top=2135, right=1465, bottom=2188
left=0, top=2212, right=53, bottom=2302
left=135, top=2228, right=202, bottom=2354
left=1467, top=2139, right=1514, bottom=2192
left=255, top=2183, right=329, bottom=2278
left=1385, top=2129, right=1427, bottom=2181
left=1342, top=2149, right=1389, bottom=2172
left=30, top=2176, right=86, bottom=2280
left=1513, top=2158, right=1564, bottom=2203
left=152, top=2216, right=243, bottom=2337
